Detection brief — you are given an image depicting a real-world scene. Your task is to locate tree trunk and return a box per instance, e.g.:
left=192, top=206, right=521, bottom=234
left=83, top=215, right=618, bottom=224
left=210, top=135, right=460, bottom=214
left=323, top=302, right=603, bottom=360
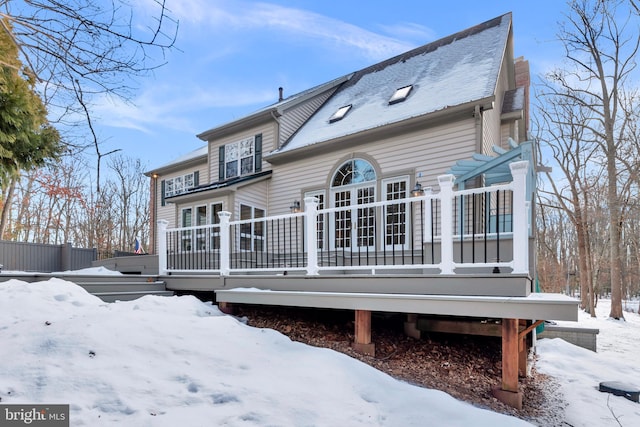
left=0, top=176, right=17, bottom=239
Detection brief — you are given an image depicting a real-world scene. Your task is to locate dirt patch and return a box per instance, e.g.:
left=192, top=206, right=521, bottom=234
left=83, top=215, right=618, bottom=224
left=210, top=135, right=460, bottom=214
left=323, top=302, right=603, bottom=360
left=233, top=305, right=567, bottom=426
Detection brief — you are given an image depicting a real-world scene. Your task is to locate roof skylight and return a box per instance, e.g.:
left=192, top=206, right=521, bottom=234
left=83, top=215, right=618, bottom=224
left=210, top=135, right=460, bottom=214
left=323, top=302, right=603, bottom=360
left=329, top=105, right=352, bottom=123
left=389, top=85, right=413, bottom=105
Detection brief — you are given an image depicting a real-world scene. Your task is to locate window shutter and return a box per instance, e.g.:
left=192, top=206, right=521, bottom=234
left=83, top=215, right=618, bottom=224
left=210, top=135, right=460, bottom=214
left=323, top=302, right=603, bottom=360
left=254, top=134, right=262, bottom=173
left=194, top=170, right=199, bottom=186
left=161, top=180, right=166, bottom=206
left=218, top=146, right=225, bottom=181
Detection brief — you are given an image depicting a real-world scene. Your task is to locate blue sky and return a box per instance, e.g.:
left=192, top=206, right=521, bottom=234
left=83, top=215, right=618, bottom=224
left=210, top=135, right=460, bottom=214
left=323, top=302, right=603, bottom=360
left=91, top=0, right=570, bottom=171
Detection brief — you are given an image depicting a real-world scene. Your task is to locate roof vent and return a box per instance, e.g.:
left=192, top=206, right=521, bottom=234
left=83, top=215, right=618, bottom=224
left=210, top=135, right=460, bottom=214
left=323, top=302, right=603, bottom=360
left=329, top=104, right=352, bottom=123
left=278, top=87, right=284, bottom=102
left=389, top=85, right=413, bottom=105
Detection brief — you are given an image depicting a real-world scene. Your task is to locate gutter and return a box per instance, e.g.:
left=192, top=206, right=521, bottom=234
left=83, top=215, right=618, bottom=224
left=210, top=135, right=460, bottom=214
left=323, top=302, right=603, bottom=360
left=144, top=153, right=208, bottom=177
left=197, top=109, right=277, bottom=141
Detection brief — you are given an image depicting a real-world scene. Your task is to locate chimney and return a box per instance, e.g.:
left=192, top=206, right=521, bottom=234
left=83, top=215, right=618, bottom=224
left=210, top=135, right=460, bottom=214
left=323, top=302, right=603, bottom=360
left=278, top=87, right=283, bottom=102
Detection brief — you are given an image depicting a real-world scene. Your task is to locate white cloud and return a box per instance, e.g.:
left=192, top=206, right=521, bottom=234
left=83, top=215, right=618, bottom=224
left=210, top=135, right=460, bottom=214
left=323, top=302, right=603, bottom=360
left=160, top=0, right=415, bottom=61
left=93, top=82, right=276, bottom=135
left=379, top=22, right=437, bottom=44
left=109, top=0, right=428, bottom=138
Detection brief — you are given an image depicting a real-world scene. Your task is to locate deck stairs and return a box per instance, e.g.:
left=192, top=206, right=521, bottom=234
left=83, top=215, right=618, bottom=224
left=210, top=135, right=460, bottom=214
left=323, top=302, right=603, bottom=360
left=66, top=275, right=174, bottom=302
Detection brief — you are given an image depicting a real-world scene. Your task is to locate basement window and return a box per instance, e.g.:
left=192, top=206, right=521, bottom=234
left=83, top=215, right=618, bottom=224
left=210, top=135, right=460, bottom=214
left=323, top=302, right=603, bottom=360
left=389, top=85, right=413, bottom=105
left=329, top=104, right=352, bottom=123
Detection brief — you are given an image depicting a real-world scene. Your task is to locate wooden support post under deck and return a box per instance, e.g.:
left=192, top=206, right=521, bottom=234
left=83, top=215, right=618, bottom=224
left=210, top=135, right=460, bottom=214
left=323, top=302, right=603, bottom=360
left=518, top=319, right=543, bottom=377
left=218, top=301, right=235, bottom=315
left=491, top=317, right=523, bottom=409
left=519, top=330, right=528, bottom=378
left=352, top=310, right=375, bottom=356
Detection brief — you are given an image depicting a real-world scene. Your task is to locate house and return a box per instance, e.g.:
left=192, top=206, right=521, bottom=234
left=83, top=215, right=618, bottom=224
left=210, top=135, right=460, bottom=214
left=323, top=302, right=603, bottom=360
left=145, top=13, right=577, bottom=409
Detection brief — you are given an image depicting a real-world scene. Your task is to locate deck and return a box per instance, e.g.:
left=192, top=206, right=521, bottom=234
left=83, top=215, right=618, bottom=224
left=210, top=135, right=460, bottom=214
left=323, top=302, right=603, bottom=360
left=143, top=162, right=581, bottom=408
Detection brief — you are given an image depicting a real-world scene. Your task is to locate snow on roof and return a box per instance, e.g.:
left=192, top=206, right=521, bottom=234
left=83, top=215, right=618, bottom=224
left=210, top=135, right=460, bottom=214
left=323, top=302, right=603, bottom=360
left=147, top=145, right=208, bottom=173
left=502, top=86, right=525, bottom=114
left=272, top=14, right=511, bottom=155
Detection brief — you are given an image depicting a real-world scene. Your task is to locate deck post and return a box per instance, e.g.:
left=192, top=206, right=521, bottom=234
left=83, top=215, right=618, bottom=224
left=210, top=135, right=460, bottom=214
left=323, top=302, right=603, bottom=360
left=438, top=175, right=455, bottom=274
left=157, top=219, right=168, bottom=275
left=304, top=197, right=319, bottom=275
left=218, top=211, right=231, bottom=275
left=492, top=317, right=523, bottom=409
left=422, top=188, right=433, bottom=244
left=353, top=310, right=375, bottom=356
left=510, top=161, right=529, bottom=274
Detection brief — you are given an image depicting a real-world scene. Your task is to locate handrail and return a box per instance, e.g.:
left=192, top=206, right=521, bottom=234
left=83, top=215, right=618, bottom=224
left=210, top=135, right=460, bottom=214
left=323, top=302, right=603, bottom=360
left=158, top=161, right=530, bottom=276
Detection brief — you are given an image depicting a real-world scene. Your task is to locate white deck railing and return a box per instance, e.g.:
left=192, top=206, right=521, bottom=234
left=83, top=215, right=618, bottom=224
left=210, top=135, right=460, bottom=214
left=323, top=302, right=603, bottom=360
left=158, top=161, right=530, bottom=276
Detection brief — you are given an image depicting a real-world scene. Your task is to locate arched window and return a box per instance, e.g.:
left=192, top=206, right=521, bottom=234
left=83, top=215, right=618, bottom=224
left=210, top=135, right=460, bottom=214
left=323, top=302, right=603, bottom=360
left=331, top=159, right=376, bottom=187
left=330, top=159, right=377, bottom=250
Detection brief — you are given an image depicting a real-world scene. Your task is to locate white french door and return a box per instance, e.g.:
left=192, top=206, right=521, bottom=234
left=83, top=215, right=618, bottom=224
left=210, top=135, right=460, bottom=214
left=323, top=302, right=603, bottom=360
left=332, top=185, right=375, bottom=251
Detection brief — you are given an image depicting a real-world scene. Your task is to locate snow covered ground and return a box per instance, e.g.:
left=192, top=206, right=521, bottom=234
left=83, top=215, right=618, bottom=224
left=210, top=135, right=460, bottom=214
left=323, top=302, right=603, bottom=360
left=536, top=299, right=640, bottom=426
left=0, top=273, right=638, bottom=426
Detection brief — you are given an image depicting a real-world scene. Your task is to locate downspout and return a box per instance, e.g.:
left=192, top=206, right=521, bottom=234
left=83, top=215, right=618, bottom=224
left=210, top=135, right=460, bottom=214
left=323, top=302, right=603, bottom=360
left=150, top=174, right=158, bottom=254
left=270, top=109, right=282, bottom=149
left=474, top=104, right=483, bottom=155
left=269, top=108, right=280, bottom=213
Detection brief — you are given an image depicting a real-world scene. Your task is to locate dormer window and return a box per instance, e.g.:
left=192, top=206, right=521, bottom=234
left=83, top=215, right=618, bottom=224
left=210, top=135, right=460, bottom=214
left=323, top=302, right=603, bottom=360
left=218, top=134, right=263, bottom=181
left=389, top=85, right=413, bottom=105
left=329, top=104, right=352, bottom=123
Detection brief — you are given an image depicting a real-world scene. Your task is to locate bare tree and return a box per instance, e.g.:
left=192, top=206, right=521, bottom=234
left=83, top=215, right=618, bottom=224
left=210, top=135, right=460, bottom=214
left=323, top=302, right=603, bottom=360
left=0, top=0, right=178, bottom=190
left=536, top=88, right=600, bottom=314
left=0, top=1, right=177, bottom=99
left=545, top=0, right=640, bottom=319
left=106, top=154, right=150, bottom=252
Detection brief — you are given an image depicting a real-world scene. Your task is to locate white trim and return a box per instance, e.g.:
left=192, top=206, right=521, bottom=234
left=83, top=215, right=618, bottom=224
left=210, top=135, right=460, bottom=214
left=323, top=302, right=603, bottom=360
left=165, top=172, right=195, bottom=197
left=381, top=176, right=410, bottom=251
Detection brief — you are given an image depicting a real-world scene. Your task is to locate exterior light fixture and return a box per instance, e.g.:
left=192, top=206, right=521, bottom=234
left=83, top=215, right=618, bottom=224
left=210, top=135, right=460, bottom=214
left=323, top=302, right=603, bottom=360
left=411, top=182, right=424, bottom=197
left=289, top=200, right=301, bottom=213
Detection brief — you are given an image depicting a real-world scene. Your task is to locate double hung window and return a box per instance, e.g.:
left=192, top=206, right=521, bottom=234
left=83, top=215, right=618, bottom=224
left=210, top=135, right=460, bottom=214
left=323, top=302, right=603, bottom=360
left=219, top=134, right=262, bottom=180
left=240, top=204, right=265, bottom=251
